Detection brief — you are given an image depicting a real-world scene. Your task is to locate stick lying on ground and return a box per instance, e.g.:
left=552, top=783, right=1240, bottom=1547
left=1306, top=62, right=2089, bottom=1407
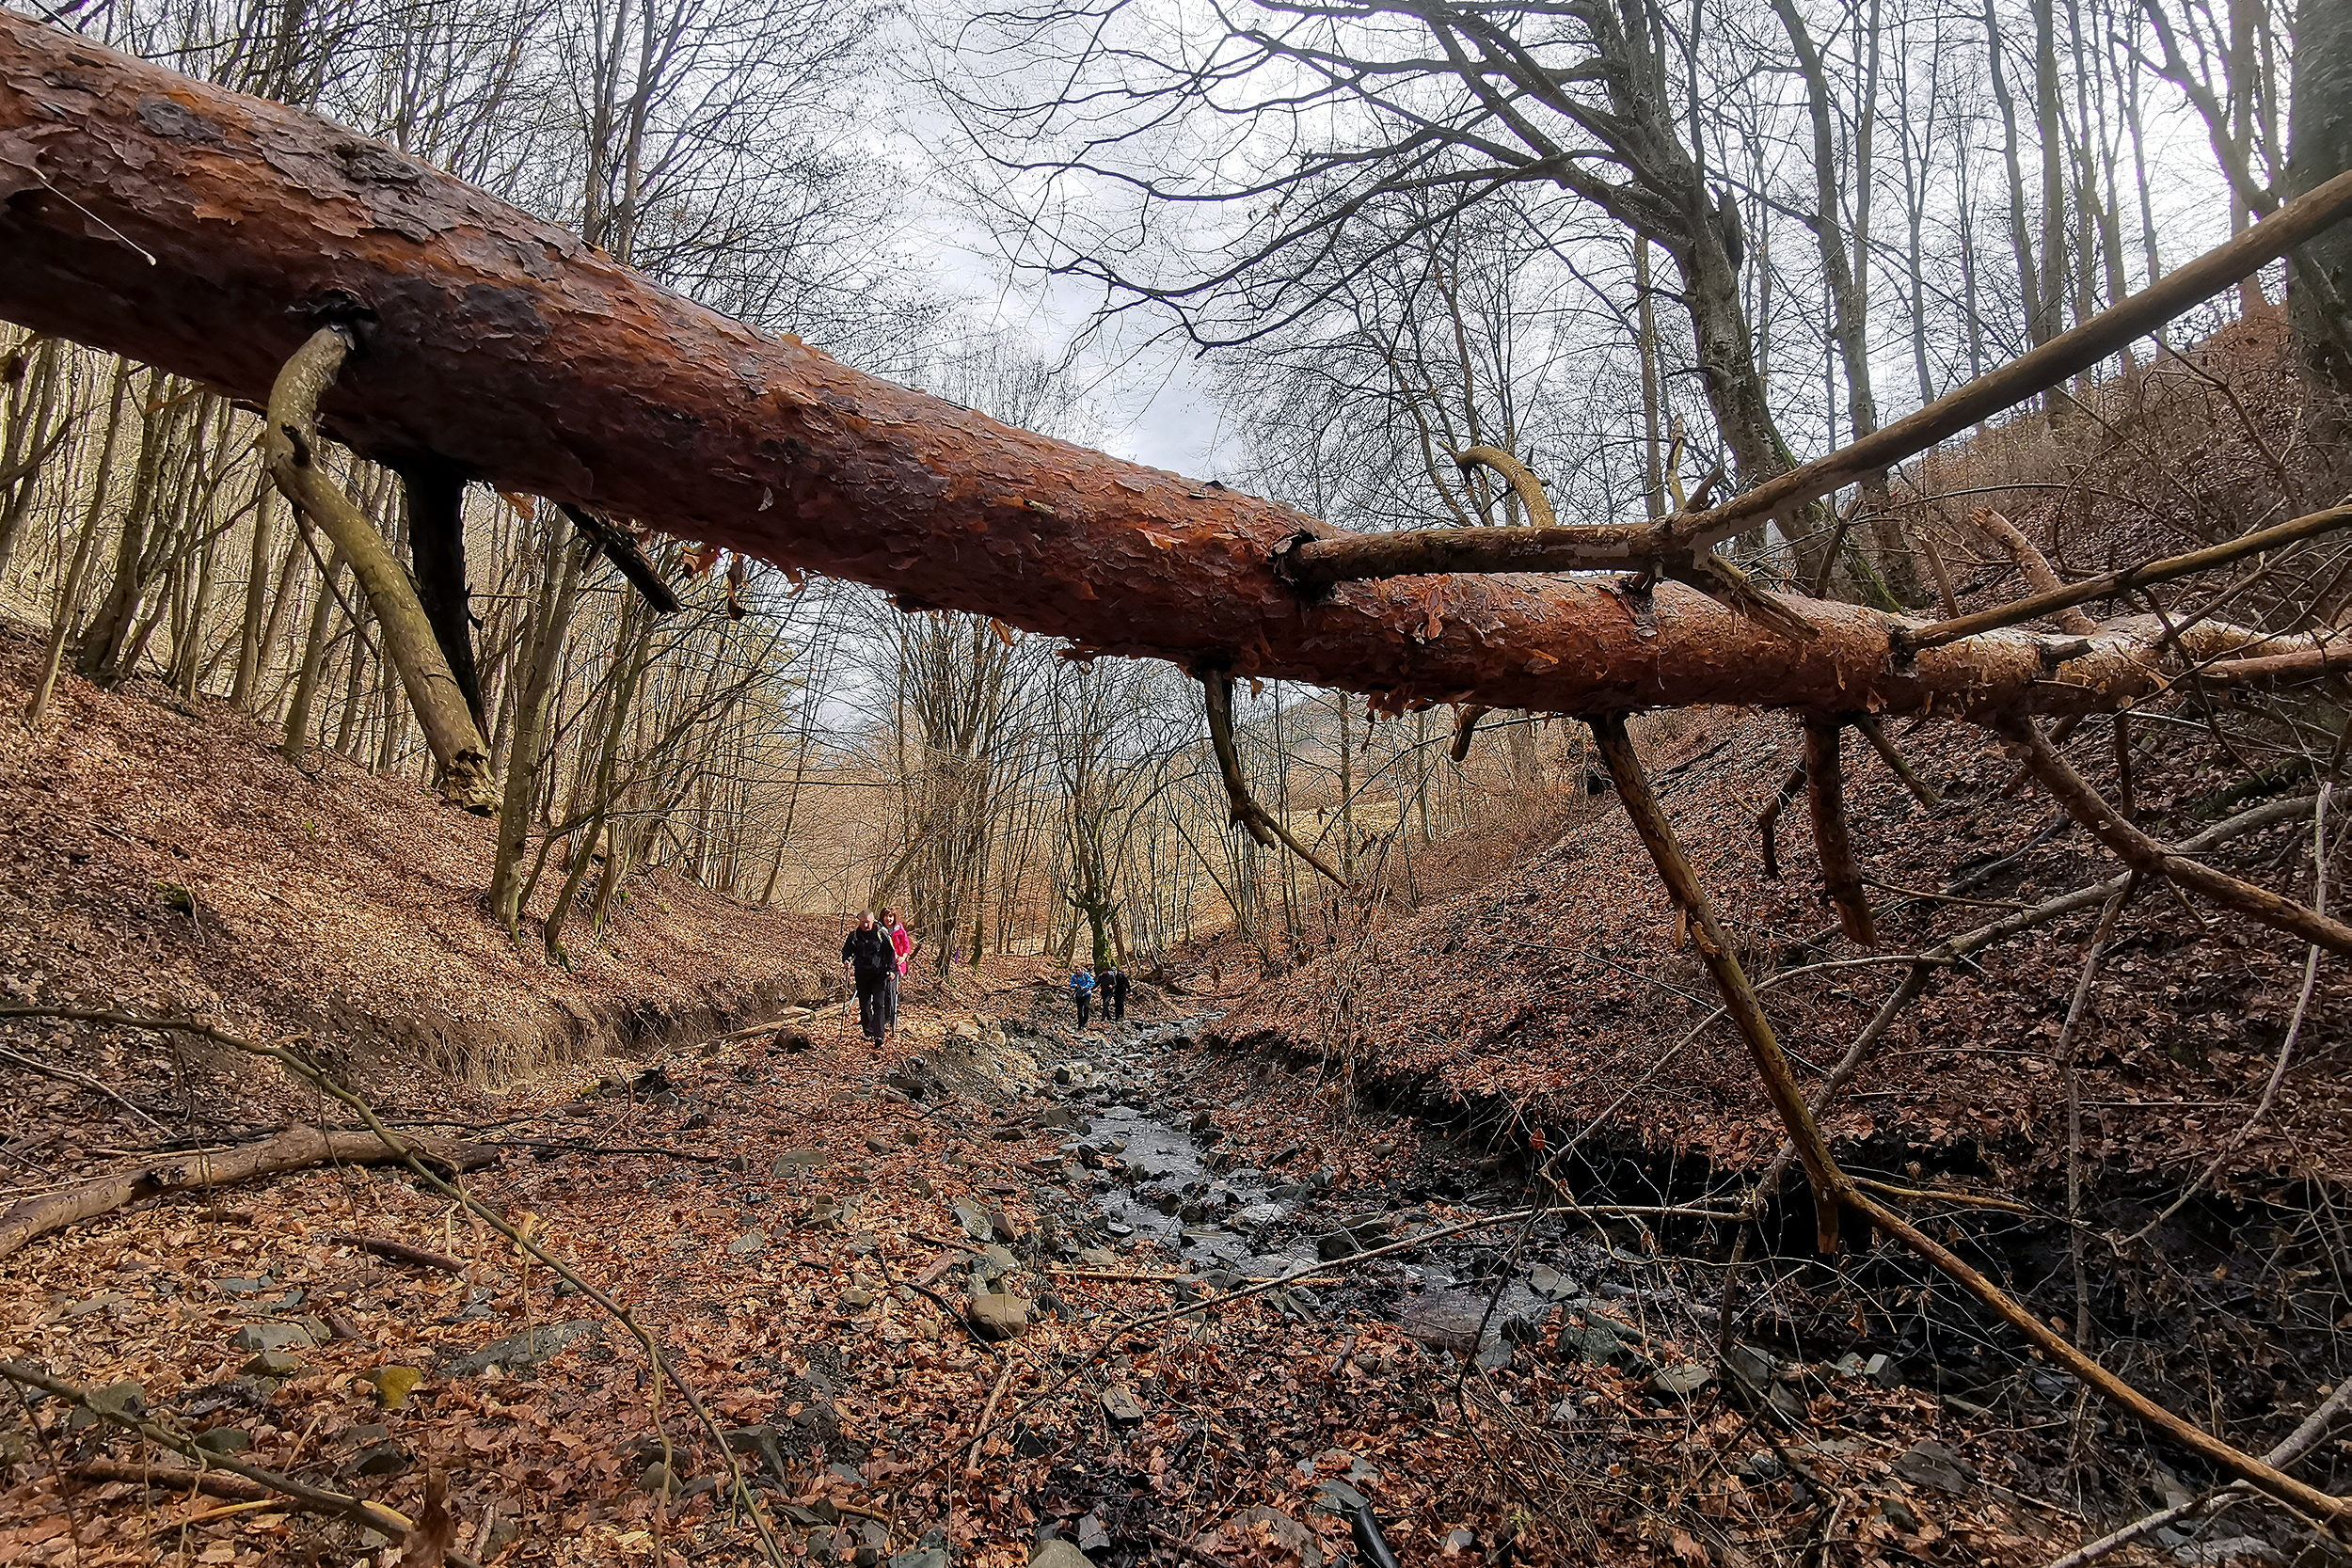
left=0, top=1357, right=478, bottom=1567
left=0, top=1121, right=493, bottom=1261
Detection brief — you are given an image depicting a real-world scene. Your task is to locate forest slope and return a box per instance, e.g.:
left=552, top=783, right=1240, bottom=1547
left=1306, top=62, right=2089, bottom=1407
left=0, top=618, right=839, bottom=1137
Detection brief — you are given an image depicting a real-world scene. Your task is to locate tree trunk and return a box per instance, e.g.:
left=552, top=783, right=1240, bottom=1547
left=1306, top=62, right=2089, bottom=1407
left=2289, top=0, right=2352, bottom=391
left=0, top=12, right=2336, bottom=727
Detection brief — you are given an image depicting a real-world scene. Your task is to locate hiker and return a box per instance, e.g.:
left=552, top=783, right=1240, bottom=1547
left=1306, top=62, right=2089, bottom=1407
left=882, top=906, right=915, bottom=1039
left=841, top=911, right=898, bottom=1043
left=1106, top=963, right=1131, bottom=1022
left=1070, top=965, right=1095, bottom=1028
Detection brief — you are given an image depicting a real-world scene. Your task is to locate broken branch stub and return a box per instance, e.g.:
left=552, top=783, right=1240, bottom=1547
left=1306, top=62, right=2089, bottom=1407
left=262, top=327, right=495, bottom=810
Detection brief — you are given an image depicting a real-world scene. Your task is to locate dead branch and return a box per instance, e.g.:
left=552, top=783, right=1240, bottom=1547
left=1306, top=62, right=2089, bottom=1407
left=0, top=1006, right=786, bottom=1566
left=328, top=1231, right=469, bottom=1275
left=1454, top=446, right=1556, bottom=528
left=1845, top=1190, right=2348, bottom=1524
left=1802, top=718, right=1877, bottom=945
left=1963, top=507, right=2102, bottom=634
left=2044, top=1379, right=2352, bottom=1568
left=555, top=502, right=682, bottom=614
left=1449, top=704, right=1490, bottom=763
left=1282, top=171, right=2352, bottom=588
left=0, top=1357, right=477, bottom=1563
left=1756, top=761, right=1807, bottom=879
left=1899, top=503, right=2352, bottom=655
left=71, top=1460, right=269, bottom=1501
left=2199, top=641, right=2352, bottom=685
left=262, top=327, right=495, bottom=810
left=4, top=15, right=2351, bottom=723
left=1851, top=716, right=1942, bottom=807
left=1200, top=672, right=1348, bottom=888
left=0, top=1041, right=171, bottom=1134
left=1994, top=720, right=2352, bottom=956
left=1588, top=714, right=1851, bottom=1250
left=0, top=1117, right=493, bottom=1261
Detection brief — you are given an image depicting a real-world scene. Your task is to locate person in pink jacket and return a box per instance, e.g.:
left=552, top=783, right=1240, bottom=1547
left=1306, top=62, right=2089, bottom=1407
left=882, top=908, right=917, bottom=1039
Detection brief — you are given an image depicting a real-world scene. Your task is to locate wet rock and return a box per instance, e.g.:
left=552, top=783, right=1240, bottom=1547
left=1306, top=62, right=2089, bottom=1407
left=1892, top=1440, right=1976, bottom=1496
left=445, top=1320, right=602, bottom=1377
left=1313, top=1480, right=1369, bottom=1516
left=1873, top=1493, right=1922, bottom=1533
left=1316, top=1231, right=1359, bottom=1262
left=230, top=1323, right=313, bottom=1354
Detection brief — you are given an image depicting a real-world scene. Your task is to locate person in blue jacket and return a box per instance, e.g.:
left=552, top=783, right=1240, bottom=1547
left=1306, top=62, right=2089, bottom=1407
left=1070, top=966, right=1096, bottom=1028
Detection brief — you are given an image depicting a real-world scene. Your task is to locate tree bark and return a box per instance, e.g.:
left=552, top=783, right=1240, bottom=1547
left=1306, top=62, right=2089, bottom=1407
left=0, top=13, right=2341, bottom=726
left=0, top=1126, right=493, bottom=1261
left=2288, top=0, right=2352, bottom=390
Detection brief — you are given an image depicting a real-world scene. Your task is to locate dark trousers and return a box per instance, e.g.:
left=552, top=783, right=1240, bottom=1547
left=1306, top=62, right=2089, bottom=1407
left=1074, top=992, right=1090, bottom=1028
left=1110, top=989, right=1126, bottom=1022
left=857, top=980, right=890, bottom=1040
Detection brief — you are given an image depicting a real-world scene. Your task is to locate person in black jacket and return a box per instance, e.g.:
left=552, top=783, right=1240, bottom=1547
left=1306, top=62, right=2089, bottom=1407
left=841, top=912, right=898, bottom=1043
left=1107, top=964, right=1131, bottom=1022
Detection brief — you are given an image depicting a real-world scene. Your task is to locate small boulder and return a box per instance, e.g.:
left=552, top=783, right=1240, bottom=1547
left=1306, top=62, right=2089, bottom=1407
left=967, top=1293, right=1030, bottom=1341
left=1030, top=1542, right=1091, bottom=1568
left=1101, top=1385, right=1148, bottom=1425
left=230, top=1323, right=314, bottom=1354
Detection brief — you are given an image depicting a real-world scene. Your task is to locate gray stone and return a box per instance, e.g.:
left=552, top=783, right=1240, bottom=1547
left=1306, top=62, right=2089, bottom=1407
left=1313, top=1480, right=1369, bottom=1516
left=1648, top=1364, right=1713, bottom=1399
left=729, top=1228, right=769, bottom=1255
left=1101, top=1385, right=1148, bottom=1425
left=1724, top=1343, right=1774, bottom=1390
left=840, top=1289, right=877, bottom=1312
left=772, top=1149, right=831, bottom=1175
left=2171, top=1539, right=2286, bottom=1567
left=230, top=1322, right=314, bottom=1354
left=242, top=1350, right=305, bottom=1378
left=1863, top=1354, right=1901, bottom=1389
left=1527, top=1264, right=1578, bottom=1299
left=953, top=1202, right=993, bottom=1242
left=1030, top=1542, right=1091, bottom=1568
left=1315, top=1231, right=1359, bottom=1262
left=1076, top=1513, right=1110, bottom=1553
left=887, top=1552, right=948, bottom=1568
left=445, top=1319, right=603, bottom=1377
left=194, top=1427, right=252, bottom=1453
left=1892, top=1440, right=1976, bottom=1496
left=639, top=1463, right=681, bottom=1497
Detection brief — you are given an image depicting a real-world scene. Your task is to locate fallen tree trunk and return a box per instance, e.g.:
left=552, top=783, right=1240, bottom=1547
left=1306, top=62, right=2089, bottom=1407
left=0, top=12, right=2329, bottom=722
left=0, top=1126, right=494, bottom=1260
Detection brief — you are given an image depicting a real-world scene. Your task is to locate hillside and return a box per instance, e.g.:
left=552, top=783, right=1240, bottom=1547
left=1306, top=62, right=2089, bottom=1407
left=0, top=619, right=841, bottom=1145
